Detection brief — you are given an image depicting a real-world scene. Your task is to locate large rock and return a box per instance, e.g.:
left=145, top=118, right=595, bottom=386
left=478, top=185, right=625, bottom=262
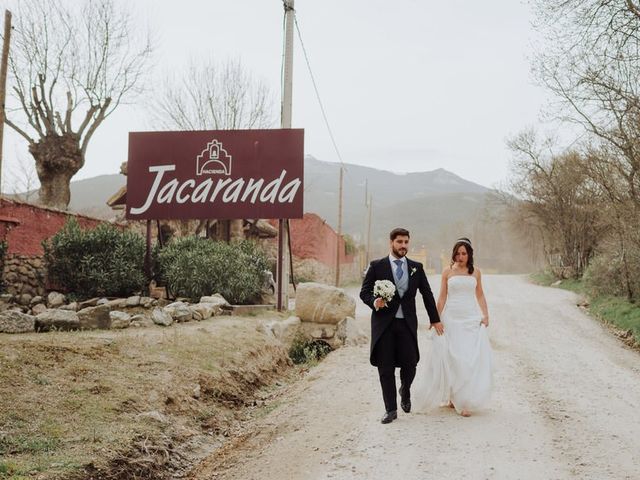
left=199, top=294, right=230, bottom=309
left=109, top=311, right=132, bottom=329
left=295, top=283, right=356, bottom=324
left=191, top=302, right=222, bottom=320
left=31, top=303, right=47, bottom=316
left=77, top=305, right=111, bottom=330
left=126, top=295, right=141, bottom=307
left=261, top=316, right=301, bottom=343
left=35, top=309, right=80, bottom=331
left=130, top=314, right=155, bottom=328
left=0, top=311, right=36, bottom=333
left=336, top=317, right=368, bottom=346
left=47, top=291, right=66, bottom=308
left=163, top=302, right=192, bottom=322
left=59, top=302, right=78, bottom=312
left=151, top=308, right=173, bottom=326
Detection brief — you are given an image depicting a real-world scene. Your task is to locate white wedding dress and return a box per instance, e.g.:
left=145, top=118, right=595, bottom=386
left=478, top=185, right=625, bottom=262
left=414, top=275, right=493, bottom=414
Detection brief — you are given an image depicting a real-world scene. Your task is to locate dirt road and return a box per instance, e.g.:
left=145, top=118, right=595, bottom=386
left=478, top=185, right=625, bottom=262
left=191, top=275, right=640, bottom=480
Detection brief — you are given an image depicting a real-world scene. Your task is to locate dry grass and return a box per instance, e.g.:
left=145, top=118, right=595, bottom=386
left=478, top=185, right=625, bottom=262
left=0, top=316, right=293, bottom=479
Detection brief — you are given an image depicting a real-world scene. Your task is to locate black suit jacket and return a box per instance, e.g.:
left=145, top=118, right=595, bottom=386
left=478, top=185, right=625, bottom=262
left=360, top=256, right=440, bottom=366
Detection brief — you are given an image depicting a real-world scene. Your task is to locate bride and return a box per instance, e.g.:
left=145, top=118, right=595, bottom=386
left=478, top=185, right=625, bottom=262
left=414, top=237, right=492, bottom=417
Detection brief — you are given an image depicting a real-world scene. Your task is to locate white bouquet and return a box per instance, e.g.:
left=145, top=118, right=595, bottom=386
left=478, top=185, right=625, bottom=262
left=373, top=279, right=396, bottom=310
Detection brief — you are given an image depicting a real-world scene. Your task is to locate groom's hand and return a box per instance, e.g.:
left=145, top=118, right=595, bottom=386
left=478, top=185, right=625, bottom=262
left=374, top=298, right=387, bottom=310
left=431, top=322, right=444, bottom=335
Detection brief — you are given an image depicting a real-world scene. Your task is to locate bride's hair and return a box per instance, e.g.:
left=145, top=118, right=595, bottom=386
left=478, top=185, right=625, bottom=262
left=450, top=237, right=474, bottom=274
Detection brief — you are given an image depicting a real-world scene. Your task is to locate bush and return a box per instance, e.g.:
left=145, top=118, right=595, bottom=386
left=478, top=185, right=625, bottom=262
left=584, top=248, right=640, bottom=300
left=157, top=237, right=270, bottom=304
left=43, top=219, right=146, bottom=299
left=288, top=333, right=332, bottom=365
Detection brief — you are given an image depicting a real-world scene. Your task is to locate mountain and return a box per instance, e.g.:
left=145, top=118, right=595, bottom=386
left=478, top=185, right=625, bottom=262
left=13, top=156, right=530, bottom=271
left=302, top=156, right=491, bottom=244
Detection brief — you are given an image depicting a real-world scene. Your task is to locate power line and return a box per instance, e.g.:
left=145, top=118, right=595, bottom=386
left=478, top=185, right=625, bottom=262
left=293, top=13, right=346, bottom=168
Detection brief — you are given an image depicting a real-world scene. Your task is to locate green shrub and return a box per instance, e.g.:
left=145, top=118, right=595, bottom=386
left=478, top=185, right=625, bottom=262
left=288, top=333, right=332, bottom=365
left=43, top=219, right=146, bottom=299
left=157, top=237, right=270, bottom=304
left=584, top=249, right=640, bottom=300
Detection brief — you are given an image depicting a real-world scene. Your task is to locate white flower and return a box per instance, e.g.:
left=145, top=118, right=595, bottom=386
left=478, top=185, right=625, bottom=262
left=373, top=279, right=396, bottom=304
left=410, top=267, right=417, bottom=276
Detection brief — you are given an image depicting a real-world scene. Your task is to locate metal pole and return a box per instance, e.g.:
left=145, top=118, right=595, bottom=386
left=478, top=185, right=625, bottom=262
left=335, top=165, right=343, bottom=286
left=0, top=10, right=13, bottom=195
left=366, top=193, right=372, bottom=265
left=277, top=0, right=294, bottom=311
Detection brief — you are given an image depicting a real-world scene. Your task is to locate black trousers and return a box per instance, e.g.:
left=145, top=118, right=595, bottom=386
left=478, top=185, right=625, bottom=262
left=374, top=318, right=417, bottom=412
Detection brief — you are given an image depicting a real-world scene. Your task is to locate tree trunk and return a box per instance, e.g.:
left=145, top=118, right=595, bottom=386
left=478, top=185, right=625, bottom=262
left=230, top=219, right=245, bottom=242
left=29, top=133, right=83, bottom=210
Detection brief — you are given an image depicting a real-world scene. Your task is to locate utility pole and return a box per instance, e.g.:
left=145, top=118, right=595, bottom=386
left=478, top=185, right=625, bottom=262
left=335, top=165, right=343, bottom=286
left=366, top=192, right=372, bottom=265
left=0, top=10, right=12, bottom=195
left=277, top=0, right=295, bottom=311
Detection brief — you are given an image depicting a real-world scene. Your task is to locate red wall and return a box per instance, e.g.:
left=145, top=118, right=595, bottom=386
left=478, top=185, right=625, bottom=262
left=272, top=213, right=355, bottom=267
left=0, top=197, right=107, bottom=256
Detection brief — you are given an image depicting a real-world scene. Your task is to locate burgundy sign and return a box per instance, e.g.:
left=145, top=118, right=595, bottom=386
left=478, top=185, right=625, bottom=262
left=126, top=129, right=304, bottom=220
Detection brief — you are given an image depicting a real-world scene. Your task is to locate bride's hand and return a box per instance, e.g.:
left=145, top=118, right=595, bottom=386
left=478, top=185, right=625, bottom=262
left=481, top=316, right=489, bottom=327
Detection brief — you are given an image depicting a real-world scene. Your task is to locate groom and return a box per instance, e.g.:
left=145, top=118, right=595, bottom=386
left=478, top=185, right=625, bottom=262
left=360, top=227, right=443, bottom=424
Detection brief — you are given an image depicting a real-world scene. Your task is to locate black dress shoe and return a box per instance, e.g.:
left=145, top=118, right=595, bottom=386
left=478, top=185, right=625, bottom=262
left=399, top=385, right=411, bottom=413
left=381, top=410, right=397, bottom=424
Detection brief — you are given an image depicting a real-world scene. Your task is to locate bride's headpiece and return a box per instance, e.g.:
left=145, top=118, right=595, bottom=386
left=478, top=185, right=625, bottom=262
left=455, top=237, right=472, bottom=247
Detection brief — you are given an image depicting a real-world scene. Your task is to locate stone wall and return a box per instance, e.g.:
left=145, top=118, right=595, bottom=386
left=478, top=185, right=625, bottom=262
left=0, top=197, right=117, bottom=297
left=3, top=254, right=46, bottom=299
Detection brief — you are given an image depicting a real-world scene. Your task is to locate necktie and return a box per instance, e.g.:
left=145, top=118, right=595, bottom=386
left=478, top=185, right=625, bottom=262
left=393, top=259, right=404, bottom=279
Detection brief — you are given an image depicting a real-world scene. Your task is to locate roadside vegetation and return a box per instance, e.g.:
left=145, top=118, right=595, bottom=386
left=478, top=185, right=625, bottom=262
left=531, top=272, right=640, bottom=347
left=0, top=317, right=295, bottom=480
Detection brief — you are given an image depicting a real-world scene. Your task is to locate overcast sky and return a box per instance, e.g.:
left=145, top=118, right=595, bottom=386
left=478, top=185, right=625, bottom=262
left=2, top=0, right=553, bottom=191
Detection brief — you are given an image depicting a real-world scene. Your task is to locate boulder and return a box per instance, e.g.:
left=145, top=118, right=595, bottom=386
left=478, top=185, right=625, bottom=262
left=199, top=294, right=230, bottom=310
left=31, top=303, right=47, bottom=316
left=47, top=291, right=66, bottom=308
left=261, top=316, right=301, bottom=343
left=78, top=298, right=100, bottom=309
left=190, top=303, right=219, bottom=321
left=0, top=311, right=36, bottom=333
left=59, top=302, right=78, bottom=312
left=163, top=302, right=193, bottom=322
left=130, top=314, right=155, bottom=328
left=125, top=295, right=141, bottom=307
left=77, top=305, right=111, bottom=330
left=29, top=296, right=45, bottom=307
left=295, top=283, right=356, bottom=324
left=0, top=294, right=13, bottom=303
left=151, top=308, right=173, bottom=326
left=17, top=294, right=33, bottom=306
left=35, top=309, right=80, bottom=332
left=140, top=297, right=154, bottom=308
left=109, top=311, right=132, bottom=329
left=336, top=317, right=368, bottom=346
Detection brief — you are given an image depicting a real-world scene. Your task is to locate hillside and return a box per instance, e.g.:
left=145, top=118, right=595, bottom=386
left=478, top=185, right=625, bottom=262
left=13, top=157, right=529, bottom=270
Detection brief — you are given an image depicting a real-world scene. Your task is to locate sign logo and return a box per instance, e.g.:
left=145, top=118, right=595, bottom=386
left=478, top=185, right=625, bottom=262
left=196, top=139, right=232, bottom=176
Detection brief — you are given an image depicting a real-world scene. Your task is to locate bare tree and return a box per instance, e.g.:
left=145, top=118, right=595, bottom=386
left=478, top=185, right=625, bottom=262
left=152, top=58, right=274, bottom=131
left=151, top=58, right=275, bottom=241
left=532, top=0, right=640, bottom=207
left=3, top=0, right=152, bottom=209
left=507, top=129, right=605, bottom=277
left=6, top=153, right=38, bottom=201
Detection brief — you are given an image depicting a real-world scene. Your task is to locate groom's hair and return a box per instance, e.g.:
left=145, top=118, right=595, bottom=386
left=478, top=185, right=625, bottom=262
left=389, top=228, right=410, bottom=240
